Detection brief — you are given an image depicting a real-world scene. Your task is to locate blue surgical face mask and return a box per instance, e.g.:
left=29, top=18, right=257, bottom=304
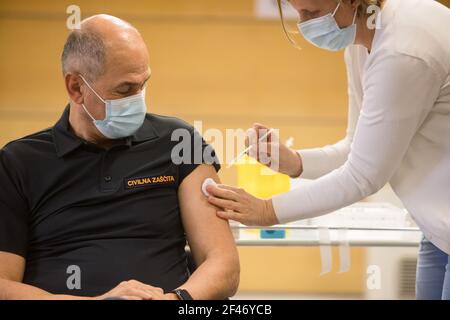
left=298, top=1, right=357, bottom=52
left=79, top=75, right=147, bottom=139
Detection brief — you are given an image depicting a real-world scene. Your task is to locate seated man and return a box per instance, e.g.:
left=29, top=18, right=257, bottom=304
left=0, top=15, right=239, bottom=300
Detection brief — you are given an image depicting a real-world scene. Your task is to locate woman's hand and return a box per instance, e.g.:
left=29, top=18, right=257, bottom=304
left=206, top=184, right=280, bottom=226
left=247, top=123, right=303, bottom=178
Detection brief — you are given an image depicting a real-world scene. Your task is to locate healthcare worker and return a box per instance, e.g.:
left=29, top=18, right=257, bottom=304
left=206, top=0, right=450, bottom=300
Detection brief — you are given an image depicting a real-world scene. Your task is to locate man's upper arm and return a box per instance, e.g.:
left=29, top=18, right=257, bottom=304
left=0, top=148, right=29, bottom=259
left=177, top=164, right=238, bottom=266
left=0, top=251, right=25, bottom=282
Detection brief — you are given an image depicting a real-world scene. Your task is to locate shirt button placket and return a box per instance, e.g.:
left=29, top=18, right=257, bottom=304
left=101, top=151, right=114, bottom=192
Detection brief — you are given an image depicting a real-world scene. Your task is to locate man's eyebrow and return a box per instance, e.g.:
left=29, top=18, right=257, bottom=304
left=300, top=9, right=316, bottom=15
left=115, top=75, right=152, bottom=88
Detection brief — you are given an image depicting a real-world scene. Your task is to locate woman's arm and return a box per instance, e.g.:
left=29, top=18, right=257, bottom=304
left=176, top=164, right=240, bottom=300
left=273, top=53, right=442, bottom=223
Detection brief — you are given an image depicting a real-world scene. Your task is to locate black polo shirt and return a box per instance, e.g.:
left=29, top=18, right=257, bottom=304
left=0, top=105, right=220, bottom=297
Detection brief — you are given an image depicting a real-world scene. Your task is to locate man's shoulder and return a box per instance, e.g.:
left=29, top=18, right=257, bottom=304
left=145, top=113, right=196, bottom=138
left=1, top=127, right=54, bottom=160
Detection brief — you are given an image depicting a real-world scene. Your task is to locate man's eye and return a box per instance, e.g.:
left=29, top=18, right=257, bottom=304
left=116, top=87, right=131, bottom=95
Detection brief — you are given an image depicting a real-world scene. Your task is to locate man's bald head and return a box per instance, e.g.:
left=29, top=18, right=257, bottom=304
left=62, top=15, right=151, bottom=145
left=61, top=14, right=147, bottom=81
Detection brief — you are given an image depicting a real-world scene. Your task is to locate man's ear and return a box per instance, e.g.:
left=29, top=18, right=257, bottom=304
left=65, top=73, right=84, bottom=104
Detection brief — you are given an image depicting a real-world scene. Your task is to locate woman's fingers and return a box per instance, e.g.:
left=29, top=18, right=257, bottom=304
left=208, top=196, right=241, bottom=211
left=257, top=142, right=273, bottom=166
left=245, top=129, right=251, bottom=149
left=253, top=123, right=271, bottom=136
left=206, top=184, right=240, bottom=201
left=205, top=184, right=273, bottom=226
left=216, top=184, right=245, bottom=193
left=247, top=124, right=271, bottom=156
left=253, top=123, right=274, bottom=143
left=248, top=142, right=274, bottom=164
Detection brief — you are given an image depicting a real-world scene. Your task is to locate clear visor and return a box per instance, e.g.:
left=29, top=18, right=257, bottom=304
left=276, top=0, right=303, bottom=50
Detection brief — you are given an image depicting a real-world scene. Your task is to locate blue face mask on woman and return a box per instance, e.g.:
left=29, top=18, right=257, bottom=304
left=297, top=1, right=358, bottom=52
left=79, top=75, right=147, bottom=139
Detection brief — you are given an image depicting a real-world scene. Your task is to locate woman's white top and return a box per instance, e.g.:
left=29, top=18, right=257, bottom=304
left=272, top=0, right=450, bottom=254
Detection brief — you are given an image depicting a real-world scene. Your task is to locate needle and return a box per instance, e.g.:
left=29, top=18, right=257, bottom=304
left=226, top=128, right=275, bottom=168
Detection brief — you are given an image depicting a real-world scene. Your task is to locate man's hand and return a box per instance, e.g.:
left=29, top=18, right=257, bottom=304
left=0, top=251, right=176, bottom=300
left=95, top=280, right=169, bottom=300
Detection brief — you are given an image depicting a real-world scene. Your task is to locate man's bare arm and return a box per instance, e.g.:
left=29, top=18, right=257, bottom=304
left=0, top=251, right=167, bottom=300
left=0, top=251, right=86, bottom=300
left=175, top=164, right=240, bottom=300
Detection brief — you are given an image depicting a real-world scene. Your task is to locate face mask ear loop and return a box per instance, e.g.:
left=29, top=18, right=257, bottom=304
left=81, top=103, right=97, bottom=122
left=78, top=75, right=104, bottom=122
left=79, top=74, right=106, bottom=104
left=332, top=1, right=342, bottom=17
left=352, top=6, right=358, bottom=25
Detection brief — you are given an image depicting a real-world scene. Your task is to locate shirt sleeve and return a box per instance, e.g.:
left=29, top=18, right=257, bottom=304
left=0, top=147, right=29, bottom=257
left=298, top=49, right=360, bottom=179
left=273, top=53, right=442, bottom=223
left=177, top=127, right=221, bottom=184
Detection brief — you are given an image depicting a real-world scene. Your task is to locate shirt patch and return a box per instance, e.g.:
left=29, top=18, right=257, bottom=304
left=125, top=175, right=176, bottom=189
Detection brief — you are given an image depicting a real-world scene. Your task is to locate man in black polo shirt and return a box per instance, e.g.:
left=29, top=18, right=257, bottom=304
left=0, top=14, right=239, bottom=300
